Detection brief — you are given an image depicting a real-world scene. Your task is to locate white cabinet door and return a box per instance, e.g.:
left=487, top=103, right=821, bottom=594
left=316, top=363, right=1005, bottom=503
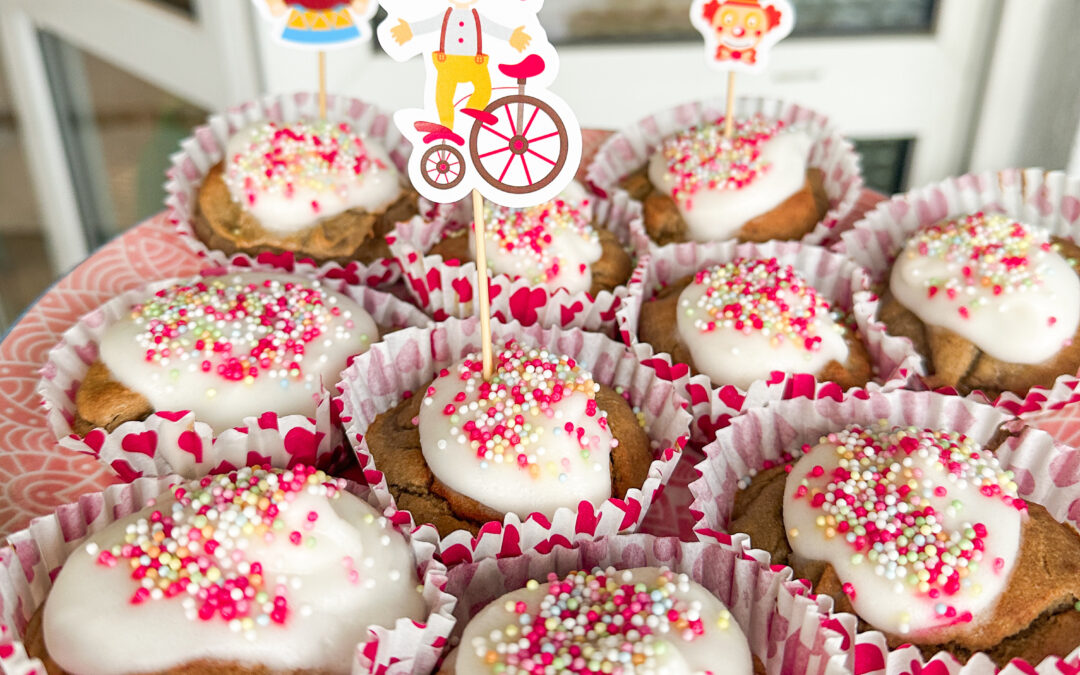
left=258, top=0, right=1000, bottom=192
left=0, top=0, right=261, bottom=271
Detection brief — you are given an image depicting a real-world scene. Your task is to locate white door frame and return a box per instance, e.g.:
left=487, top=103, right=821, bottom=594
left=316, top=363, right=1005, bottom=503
left=0, top=0, right=262, bottom=273
left=258, top=0, right=1000, bottom=191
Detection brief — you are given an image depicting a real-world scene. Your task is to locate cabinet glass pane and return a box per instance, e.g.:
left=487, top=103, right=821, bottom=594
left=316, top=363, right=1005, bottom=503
left=40, top=32, right=207, bottom=249
left=0, top=60, right=49, bottom=332
left=542, top=0, right=937, bottom=44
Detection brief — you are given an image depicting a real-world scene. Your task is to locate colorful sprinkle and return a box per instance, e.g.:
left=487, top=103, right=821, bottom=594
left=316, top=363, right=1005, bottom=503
left=685, top=258, right=845, bottom=352
left=131, top=276, right=359, bottom=389
left=904, top=213, right=1063, bottom=321
left=224, top=120, right=387, bottom=213
left=423, top=342, right=616, bottom=478
left=790, top=423, right=1024, bottom=624
left=91, top=466, right=346, bottom=635
left=483, top=195, right=597, bottom=286
left=659, top=115, right=782, bottom=208
left=472, top=567, right=720, bottom=672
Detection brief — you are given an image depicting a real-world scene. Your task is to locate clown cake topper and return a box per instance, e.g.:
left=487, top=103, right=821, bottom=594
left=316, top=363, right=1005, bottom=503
left=376, top=0, right=582, bottom=208
left=690, top=0, right=795, bottom=72
left=254, top=0, right=378, bottom=49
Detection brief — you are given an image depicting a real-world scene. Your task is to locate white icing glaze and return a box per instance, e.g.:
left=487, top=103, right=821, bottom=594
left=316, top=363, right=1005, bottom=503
left=675, top=259, right=849, bottom=389
left=223, top=120, right=402, bottom=234
left=453, top=567, right=753, bottom=675
left=647, top=124, right=810, bottom=242
left=890, top=213, right=1080, bottom=364
left=98, top=273, right=378, bottom=433
left=782, top=425, right=1025, bottom=638
left=417, top=344, right=614, bottom=517
left=43, top=467, right=427, bottom=675
left=470, top=181, right=603, bottom=295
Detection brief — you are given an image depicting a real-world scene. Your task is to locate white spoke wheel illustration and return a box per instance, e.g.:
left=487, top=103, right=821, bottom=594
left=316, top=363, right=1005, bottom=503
left=420, top=144, right=466, bottom=190
left=469, top=94, right=568, bottom=195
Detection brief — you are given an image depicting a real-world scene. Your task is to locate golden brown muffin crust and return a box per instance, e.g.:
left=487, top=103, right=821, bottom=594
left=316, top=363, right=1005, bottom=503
left=878, top=236, right=1080, bottom=398
left=731, top=464, right=1080, bottom=666
left=194, top=161, right=419, bottom=265
left=365, top=383, right=654, bottom=538
left=73, top=360, right=153, bottom=435
left=620, top=167, right=829, bottom=246
left=637, top=274, right=873, bottom=390
left=427, top=227, right=634, bottom=297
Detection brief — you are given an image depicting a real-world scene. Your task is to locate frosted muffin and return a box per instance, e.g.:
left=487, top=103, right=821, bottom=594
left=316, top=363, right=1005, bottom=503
left=194, top=119, right=419, bottom=265
left=620, top=115, right=828, bottom=245
left=878, top=213, right=1080, bottom=397
left=639, top=257, right=872, bottom=390
left=439, top=567, right=757, bottom=674
left=730, top=422, right=1080, bottom=667
left=24, top=465, right=428, bottom=674
left=364, top=342, right=653, bottom=537
left=74, top=273, right=378, bottom=434
left=426, top=182, right=634, bottom=296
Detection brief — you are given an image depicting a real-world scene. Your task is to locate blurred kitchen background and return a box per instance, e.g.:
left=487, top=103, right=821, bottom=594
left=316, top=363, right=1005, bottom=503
left=1, top=0, right=1079, bottom=333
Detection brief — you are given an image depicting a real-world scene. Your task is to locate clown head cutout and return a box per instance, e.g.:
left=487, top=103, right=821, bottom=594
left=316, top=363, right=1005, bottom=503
left=376, top=0, right=582, bottom=208
left=254, top=0, right=378, bottom=49
left=690, top=0, right=795, bottom=72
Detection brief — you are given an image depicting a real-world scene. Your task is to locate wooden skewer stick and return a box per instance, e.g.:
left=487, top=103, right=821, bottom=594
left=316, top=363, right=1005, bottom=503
left=472, top=189, right=494, bottom=380
left=724, top=71, right=737, bottom=138
left=318, top=51, right=328, bottom=119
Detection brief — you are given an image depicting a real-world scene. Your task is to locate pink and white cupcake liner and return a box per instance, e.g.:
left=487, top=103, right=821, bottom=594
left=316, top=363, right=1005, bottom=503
left=689, top=389, right=1080, bottom=672
left=0, top=474, right=456, bottom=675
left=616, top=240, right=921, bottom=443
left=838, top=168, right=1080, bottom=417
left=165, top=92, right=442, bottom=288
left=387, top=191, right=646, bottom=332
left=438, top=534, right=847, bottom=675
left=335, top=317, right=692, bottom=566
left=38, top=267, right=432, bottom=481
left=586, top=97, right=864, bottom=249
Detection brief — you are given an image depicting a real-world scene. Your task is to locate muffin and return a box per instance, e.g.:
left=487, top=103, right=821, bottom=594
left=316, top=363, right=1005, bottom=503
left=194, top=119, right=419, bottom=265
left=426, top=182, right=634, bottom=296
left=620, top=115, right=828, bottom=245
left=440, top=566, right=757, bottom=674
left=877, top=212, right=1080, bottom=398
left=24, top=465, right=429, bottom=674
left=638, top=257, right=872, bottom=390
left=70, top=272, right=380, bottom=436
left=364, top=341, right=654, bottom=537
left=729, top=421, right=1080, bottom=667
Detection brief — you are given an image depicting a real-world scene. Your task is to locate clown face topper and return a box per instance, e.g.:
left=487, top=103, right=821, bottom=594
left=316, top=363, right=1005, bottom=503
left=690, top=0, right=795, bottom=72
left=376, top=0, right=582, bottom=208
left=253, top=0, right=378, bottom=49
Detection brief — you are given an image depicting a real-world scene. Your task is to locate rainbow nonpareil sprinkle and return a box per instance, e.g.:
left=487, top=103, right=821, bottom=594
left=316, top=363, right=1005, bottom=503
left=659, top=115, right=781, bottom=208
left=470, top=567, right=732, bottom=673
left=484, top=196, right=597, bottom=285
left=90, top=466, right=346, bottom=635
left=904, top=213, right=1065, bottom=321
left=422, top=342, right=616, bottom=480
left=788, top=424, right=1024, bottom=629
left=687, top=258, right=843, bottom=352
left=131, top=276, right=363, bottom=386
left=224, top=120, right=387, bottom=213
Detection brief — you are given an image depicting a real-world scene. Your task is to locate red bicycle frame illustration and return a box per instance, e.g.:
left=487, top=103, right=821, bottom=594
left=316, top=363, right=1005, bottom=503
left=413, top=54, right=569, bottom=196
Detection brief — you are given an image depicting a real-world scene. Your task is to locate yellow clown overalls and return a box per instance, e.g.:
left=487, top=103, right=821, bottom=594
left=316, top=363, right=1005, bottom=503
left=433, top=8, right=492, bottom=130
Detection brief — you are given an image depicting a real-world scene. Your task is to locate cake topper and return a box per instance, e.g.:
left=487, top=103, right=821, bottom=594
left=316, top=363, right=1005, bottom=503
left=253, top=0, right=379, bottom=116
left=689, top=0, right=795, bottom=136
left=377, top=0, right=583, bottom=378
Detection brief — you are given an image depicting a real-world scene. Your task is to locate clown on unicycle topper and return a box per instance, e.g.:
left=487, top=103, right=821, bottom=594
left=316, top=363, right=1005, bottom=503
left=377, top=0, right=582, bottom=208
